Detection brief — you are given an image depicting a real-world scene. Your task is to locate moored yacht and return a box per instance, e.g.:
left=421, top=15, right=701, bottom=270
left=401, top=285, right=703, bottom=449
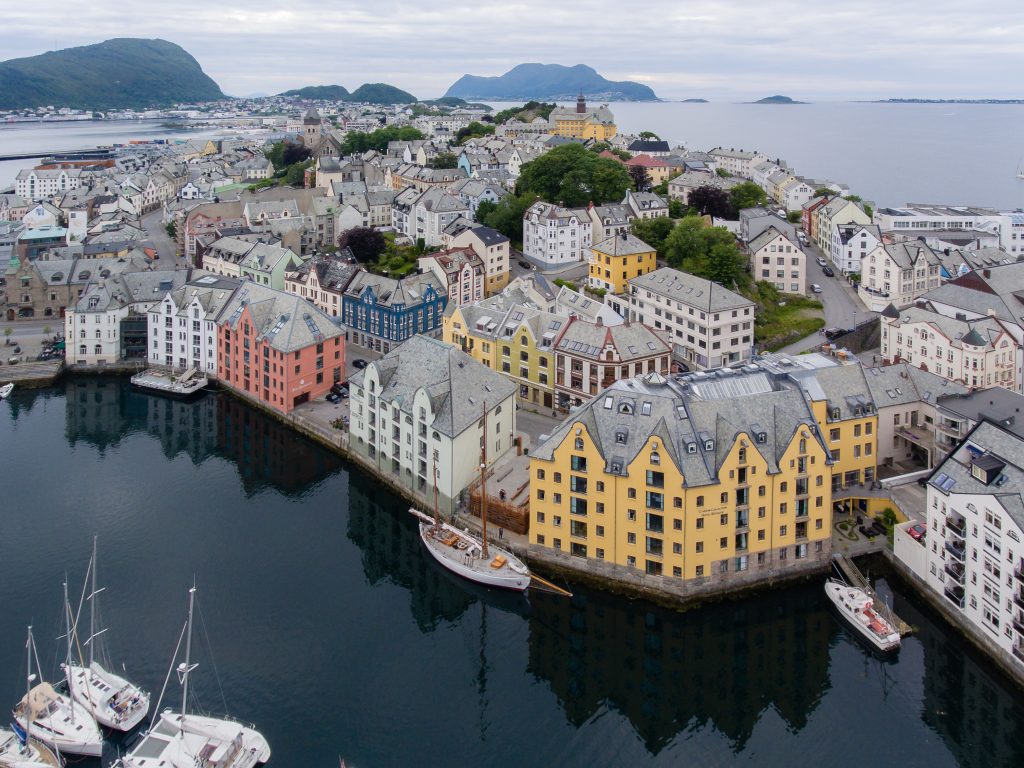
left=0, top=723, right=62, bottom=767
left=63, top=538, right=150, bottom=731
left=112, top=586, right=270, bottom=768
left=825, top=578, right=902, bottom=653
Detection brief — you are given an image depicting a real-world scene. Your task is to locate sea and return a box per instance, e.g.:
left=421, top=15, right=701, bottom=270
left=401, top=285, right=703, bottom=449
left=1, top=380, right=1022, bottom=767
left=2, top=105, right=1024, bottom=210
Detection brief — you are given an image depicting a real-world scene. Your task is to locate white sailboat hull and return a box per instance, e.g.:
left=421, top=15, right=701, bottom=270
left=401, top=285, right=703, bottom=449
left=0, top=729, right=62, bottom=767
left=65, top=661, right=150, bottom=731
left=0, top=383, right=13, bottom=400
left=412, top=510, right=530, bottom=592
left=114, top=710, right=270, bottom=768
left=825, top=580, right=901, bottom=653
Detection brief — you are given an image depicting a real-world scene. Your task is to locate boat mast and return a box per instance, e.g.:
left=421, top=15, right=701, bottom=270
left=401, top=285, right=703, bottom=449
left=63, top=578, right=77, bottom=725
left=432, top=455, right=440, bottom=527
left=89, top=536, right=97, bottom=668
left=480, top=402, right=488, bottom=559
left=182, top=585, right=196, bottom=722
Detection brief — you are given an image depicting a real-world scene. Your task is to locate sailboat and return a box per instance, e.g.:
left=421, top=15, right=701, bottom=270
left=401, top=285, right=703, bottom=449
left=0, top=383, right=13, bottom=400
left=11, top=626, right=103, bottom=757
left=0, top=722, right=62, bottom=767
left=112, top=585, right=270, bottom=768
left=63, top=538, right=150, bottom=731
left=409, top=408, right=532, bottom=592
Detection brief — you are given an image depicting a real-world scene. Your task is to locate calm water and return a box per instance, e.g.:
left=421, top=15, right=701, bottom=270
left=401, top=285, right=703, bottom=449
left=1, top=379, right=1023, bottom=767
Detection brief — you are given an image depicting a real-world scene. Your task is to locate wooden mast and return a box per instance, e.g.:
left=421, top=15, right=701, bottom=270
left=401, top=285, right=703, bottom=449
left=480, top=402, right=489, bottom=559
left=432, top=455, right=440, bottom=528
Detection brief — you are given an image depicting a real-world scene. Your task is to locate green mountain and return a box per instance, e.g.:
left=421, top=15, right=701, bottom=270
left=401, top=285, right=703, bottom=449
left=445, top=63, right=657, bottom=101
left=349, top=83, right=416, bottom=105
left=0, top=38, right=224, bottom=110
left=279, top=84, right=350, bottom=100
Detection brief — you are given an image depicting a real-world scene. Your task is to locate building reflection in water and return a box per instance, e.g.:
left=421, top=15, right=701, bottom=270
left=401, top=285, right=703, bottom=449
left=62, top=378, right=342, bottom=495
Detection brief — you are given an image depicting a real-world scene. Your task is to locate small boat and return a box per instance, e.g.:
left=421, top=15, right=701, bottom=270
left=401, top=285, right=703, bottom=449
left=112, top=586, right=270, bottom=768
left=0, top=723, right=62, bottom=767
left=409, top=406, right=531, bottom=592
left=0, top=383, right=13, bottom=400
left=825, top=578, right=901, bottom=653
left=63, top=538, right=150, bottom=731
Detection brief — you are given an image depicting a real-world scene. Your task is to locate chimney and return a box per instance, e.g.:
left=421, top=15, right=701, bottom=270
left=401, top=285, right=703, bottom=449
left=595, top=316, right=603, bottom=328
left=621, top=231, right=627, bottom=241
left=983, top=268, right=991, bottom=278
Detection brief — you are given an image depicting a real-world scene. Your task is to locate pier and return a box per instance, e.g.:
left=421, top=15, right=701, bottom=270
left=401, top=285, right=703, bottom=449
left=0, top=147, right=117, bottom=162
left=833, top=553, right=914, bottom=636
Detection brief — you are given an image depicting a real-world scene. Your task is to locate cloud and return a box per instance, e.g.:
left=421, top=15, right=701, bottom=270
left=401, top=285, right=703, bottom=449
left=3, top=0, right=1023, bottom=99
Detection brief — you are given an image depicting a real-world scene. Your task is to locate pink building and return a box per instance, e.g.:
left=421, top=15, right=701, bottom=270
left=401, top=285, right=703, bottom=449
left=417, top=246, right=485, bottom=308
left=217, top=283, right=344, bottom=414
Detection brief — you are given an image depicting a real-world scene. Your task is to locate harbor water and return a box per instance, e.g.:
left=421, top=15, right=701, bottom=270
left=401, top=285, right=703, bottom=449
left=1, top=379, right=1023, bottom=767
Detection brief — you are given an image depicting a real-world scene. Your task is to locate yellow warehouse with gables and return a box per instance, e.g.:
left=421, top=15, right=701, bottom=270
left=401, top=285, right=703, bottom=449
left=530, top=369, right=834, bottom=590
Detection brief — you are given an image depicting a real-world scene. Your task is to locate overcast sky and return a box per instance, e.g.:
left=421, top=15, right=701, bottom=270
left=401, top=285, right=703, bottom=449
left=4, top=1, right=1023, bottom=100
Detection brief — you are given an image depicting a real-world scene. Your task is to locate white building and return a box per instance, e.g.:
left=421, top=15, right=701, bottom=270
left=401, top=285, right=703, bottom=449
left=876, top=205, right=1018, bottom=252
left=147, top=275, right=241, bottom=373
left=391, top=187, right=471, bottom=247
left=747, top=225, right=806, bottom=294
left=830, top=223, right=882, bottom=275
left=608, top=267, right=756, bottom=370
left=522, top=201, right=592, bottom=267
left=347, top=334, right=517, bottom=509
left=860, top=241, right=943, bottom=311
left=919, top=420, right=1024, bottom=672
left=15, top=168, right=82, bottom=201
left=707, top=148, right=768, bottom=179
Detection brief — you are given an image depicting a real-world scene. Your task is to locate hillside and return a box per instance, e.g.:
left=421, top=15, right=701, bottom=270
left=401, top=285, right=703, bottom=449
left=0, top=38, right=224, bottom=110
left=349, top=83, right=416, bottom=104
left=279, top=84, right=350, bottom=100
left=751, top=95, right=806, bottom=104
left=445, top=63, right=657, bottom=101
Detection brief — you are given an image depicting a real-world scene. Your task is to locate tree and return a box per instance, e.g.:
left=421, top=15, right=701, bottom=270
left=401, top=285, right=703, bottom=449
left=338, top=227, right=386, bottom=263
left=630, top=217, right=676, bottom=257
left=628, top=164, right=651, bottom=192
left=668, top=199, right=686, bottom=219
left=813, top=187, right=832, bottom=198
left=475, top=199, right=498, bottom=224
left=786, top=210, right=802, bottom=224
left=265, top=141, right=287, bottom=171
left=165, top=221, right=176, bottom=239
left=340, top=126, right=425, bottom=155
left=589, top=141, right=612, bottom=154
left=715, top=167, right=732, bottom=178
left=638, top=131, right=660, bottom=140
left=729, top=181, right=767, bottom=213
left=610, top=148, right=632, bottom=161
left=478, top=192, right=540, bottom=243
left=516, top=143, right=631, bottom=207
left=688, top=185, right=732, bottom=219
left=456, top=121, right=496, bottom=144
left=429, top=152, right=458, bottom=169
left=663, top=216, right=748, bottom=288
left=284, top=161, right=310, bottom=186
left=282, top=142, right=311, bottom=167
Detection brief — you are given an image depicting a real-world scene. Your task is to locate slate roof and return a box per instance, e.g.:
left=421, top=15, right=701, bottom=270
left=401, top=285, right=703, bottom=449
left=349, top=335, right=516, bottom=439
left=219, top=281, right=343, bottom=353
left=591, top=232, right=654, bottom=257
left=344, top=269, right=445, bottom=308
left=864, top=362, right=969, bottom=408
left=629, top=267, right=754, bottom=313
left=555, top=316, right=668, bottom=362
left=936, top=387, right=1024, bottom=440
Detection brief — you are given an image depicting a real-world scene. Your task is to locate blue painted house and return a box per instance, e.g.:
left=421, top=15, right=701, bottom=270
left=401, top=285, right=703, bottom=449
left=342, top=269, right=447, bottom=353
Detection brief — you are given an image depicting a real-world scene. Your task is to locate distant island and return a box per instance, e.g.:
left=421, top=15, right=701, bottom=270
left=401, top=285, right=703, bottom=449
left=0, top=38, right=224, bottom=110
left=445, top=63, right=658, bottom=101
left=277, top=82, right=416, bottom=105
left=750, top=95, right=806, bottom=104
left=871, top=98, right=1024, bottom=104
left=279, top=85, right=350, bottom=100
left=681, top=98, right=709, bottom=103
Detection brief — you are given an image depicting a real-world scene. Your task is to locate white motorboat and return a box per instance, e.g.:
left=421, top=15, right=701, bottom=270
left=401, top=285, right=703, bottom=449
left=824, top=579, right=902, bottom=653
left=112, top=586, right=270, bottom=768
left=64, top=539, right=150, bottom=731
left=0, top=383, right=13, bottom=400
left=0, top=724, right=62, bottom=767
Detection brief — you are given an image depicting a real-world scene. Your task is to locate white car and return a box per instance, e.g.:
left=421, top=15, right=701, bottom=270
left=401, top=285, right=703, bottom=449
left=816, top=257, right=827, bottom=267
left=810, top=284, right=823, bottom=294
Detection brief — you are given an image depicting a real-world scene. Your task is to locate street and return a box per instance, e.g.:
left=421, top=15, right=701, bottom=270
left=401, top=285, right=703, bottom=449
left=140, top=208, right=185, bottom=268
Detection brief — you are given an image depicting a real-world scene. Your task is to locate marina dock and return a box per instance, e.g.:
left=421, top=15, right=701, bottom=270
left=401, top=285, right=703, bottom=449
left=833, top=554, right=914, bottom=636
left=130, top=368, right=208, bottom=398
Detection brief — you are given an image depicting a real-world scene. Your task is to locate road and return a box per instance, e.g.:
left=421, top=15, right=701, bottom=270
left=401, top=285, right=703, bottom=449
left=2, top=317, right=62, bottom=357
left=140, top=209, right=184, bottom=268
left=778, top=241, right=875, bottom=356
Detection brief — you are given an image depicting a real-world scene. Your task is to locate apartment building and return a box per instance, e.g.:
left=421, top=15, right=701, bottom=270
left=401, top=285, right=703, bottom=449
left=747, top=226, right=806, bottom=294
left=147, top=274, right=241, bottom=373
left=875, top=205, right=1017, bottom=252
left=830, top=223, right=882, bottom=275
left=608, top=267, right=756, bottom=370
left=522, top=201, right=592, bottom=267
left=587, top=232, right=657, bottom=294
left=417, top=246, right=486, bottom=309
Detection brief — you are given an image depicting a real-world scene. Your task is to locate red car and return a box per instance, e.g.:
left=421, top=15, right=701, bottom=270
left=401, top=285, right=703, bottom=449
left=908, top=523, right=926, bottom=542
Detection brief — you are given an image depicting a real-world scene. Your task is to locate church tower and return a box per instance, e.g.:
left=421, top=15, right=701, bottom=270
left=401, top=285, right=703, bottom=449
left=576, top=90, right=587, bottom=114
left=302, top=107, right=323, bottom=149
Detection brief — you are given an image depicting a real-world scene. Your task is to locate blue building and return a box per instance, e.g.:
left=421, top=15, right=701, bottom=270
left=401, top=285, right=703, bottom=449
left=342, top=269, right=447, bottom=353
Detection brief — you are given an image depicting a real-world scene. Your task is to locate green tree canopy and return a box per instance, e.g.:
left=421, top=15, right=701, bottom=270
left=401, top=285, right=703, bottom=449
left=340, top=126, right=425, bottom=154
left=455, top=121, right=496, bottom=144
left=729, top=181, right=768, bottom=213
left=663, top=216, right=749, bottom=289
left=813, top=187, right=832, bottom=197
left=630, top=217, right=676, bottom=257
left=429, top=152, right=459, bottom=169
left=477, top=192, right=540, bottom=244
left=638, top=131, right=661, bottom=140
left=516, top=143, right=631, bottom=207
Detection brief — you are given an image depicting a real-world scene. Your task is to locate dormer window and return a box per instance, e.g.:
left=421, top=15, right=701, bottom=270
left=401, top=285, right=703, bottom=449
left=705, top=440, right=714, bottom=452
left=756, top=432, right=767, bottom=444
left=831, top=407, right=841, bottom=420
left=687, top=442, right=697, bottom=454
left=615, top=430, right=628, bottom=445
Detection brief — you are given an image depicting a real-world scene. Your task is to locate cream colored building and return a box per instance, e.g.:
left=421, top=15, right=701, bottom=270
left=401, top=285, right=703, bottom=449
left=747, top=226, right=806, bottom=294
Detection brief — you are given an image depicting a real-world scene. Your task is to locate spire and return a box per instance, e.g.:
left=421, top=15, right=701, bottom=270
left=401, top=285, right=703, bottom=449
left=576, top=90, right=586, bottom=114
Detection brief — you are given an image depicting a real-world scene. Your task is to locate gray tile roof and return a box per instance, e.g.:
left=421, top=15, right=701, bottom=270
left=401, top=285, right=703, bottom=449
left=219, top=281, right=343, bottom=353
left=864, top=362, right=969, bottom=407
left=555, top=317, right=668, bottom=362
left=630, top=267, right=754, bottom=313
left=936, top=387, right=1024, bottom=440
left=592, top=232, right=654, bottom=257
left=350, top=335, right=516, bottom=438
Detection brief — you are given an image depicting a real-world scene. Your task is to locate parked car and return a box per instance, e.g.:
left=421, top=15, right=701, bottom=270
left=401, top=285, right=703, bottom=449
left=822, top=266, right=835, bottom=277
left=517, top=260, right=534, bottom=270
left=810, top=284, right=822, bottom=294
left=909, top=523, right=927, bottom=542
left=824, top=327, right=844, bottom=340
left=330, top=382, right=348, bottom=396
left=8, top=355, right=22, bottom=365
left=352, top=359, right=368, bottom=369
left=326, top=393, right=341, bottom=404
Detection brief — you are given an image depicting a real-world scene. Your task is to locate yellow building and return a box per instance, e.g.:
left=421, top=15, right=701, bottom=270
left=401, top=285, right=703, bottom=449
left=588, top=232, right=657, bottom=294
left=530, top=369, right=834, bottom=590
left=549, top=95, right=617, bottom=141
left=443, top=293, right=565, bottom=409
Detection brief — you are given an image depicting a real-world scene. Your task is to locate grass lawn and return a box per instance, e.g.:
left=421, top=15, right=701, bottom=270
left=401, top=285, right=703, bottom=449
left=753, top=285, right=825, bottom=351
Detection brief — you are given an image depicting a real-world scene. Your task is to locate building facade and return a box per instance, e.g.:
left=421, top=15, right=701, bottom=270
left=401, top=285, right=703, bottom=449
left=747, top=226, right=806, bottom=295
left=588, top=232, right=657, bottom=294
left=342, top=270, right=447, bottom=353
left=523, top=201, right=593, bottom=268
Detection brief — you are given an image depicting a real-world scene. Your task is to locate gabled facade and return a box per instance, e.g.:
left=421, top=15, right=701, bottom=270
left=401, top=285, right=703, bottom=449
left=830, top=223, right=882, bottom=275
left=522, top=201, right=592, bottom=267
left=147, top=275, right=241, bottom=372
left=448, top=224, right=511, bottom=296
left=748, top=225, right=806, bottom=295
left=342, top=270, right=447, bottom=353
left=417, top=247, right=485, bottom=309
left=588, top=231, right=656, bottom=294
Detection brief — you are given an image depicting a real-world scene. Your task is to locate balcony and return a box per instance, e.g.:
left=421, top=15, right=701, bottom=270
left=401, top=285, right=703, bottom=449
left=1015, top=562, right=1024, bottom=583
left=1015, top=590, right=1024, bottom=610
left=1014, top=613, right=1024, bottom=636
left=944, top=561, right=965, bottom=585
left=1014, top=642, right=1024, bottom=663
left=943, top=584, right=965, bottom=609
left=945, top=541, right=966, bottom=562
left=945, top=514, right=966, bottom=539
